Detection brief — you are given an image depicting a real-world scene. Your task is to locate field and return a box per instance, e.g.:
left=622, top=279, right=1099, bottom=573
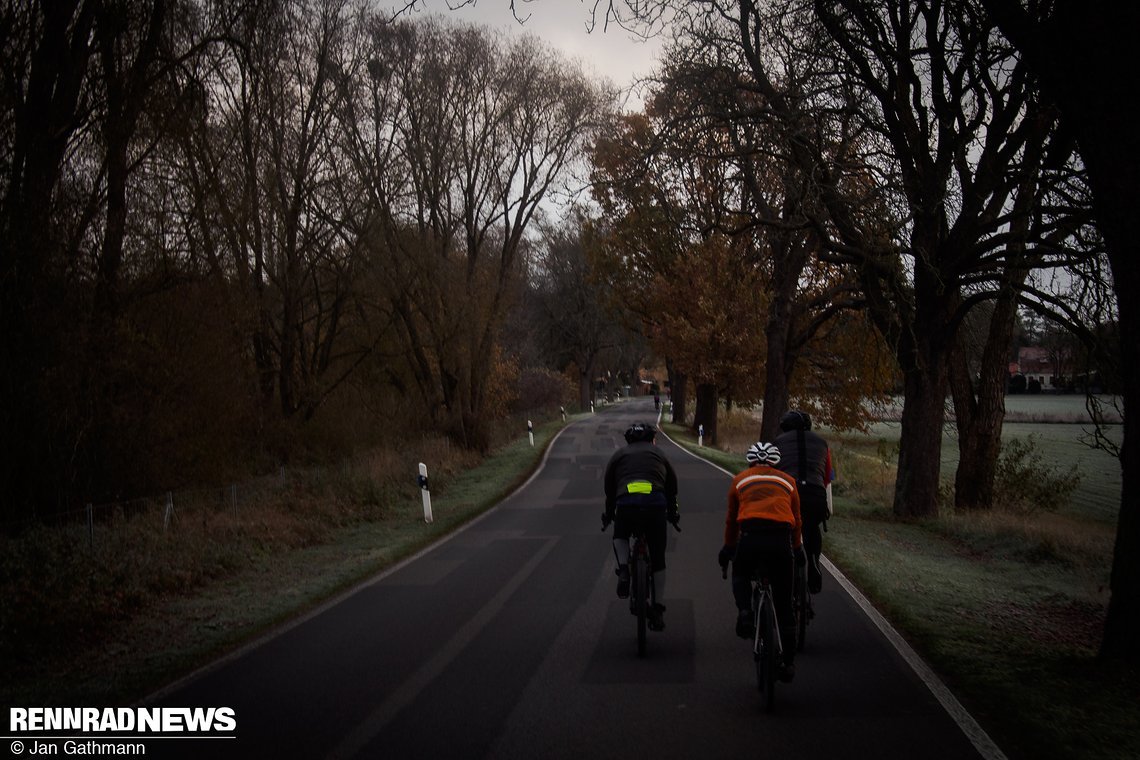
left=712, top=394, right=1122, bottom=523
left=825, top=394, right=1122, bottom=524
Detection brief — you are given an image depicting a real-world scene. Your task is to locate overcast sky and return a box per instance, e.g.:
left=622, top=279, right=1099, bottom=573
left=381, top=1, right=667, bottom=109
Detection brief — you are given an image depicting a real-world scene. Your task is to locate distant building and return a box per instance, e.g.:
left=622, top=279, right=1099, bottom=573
left=1011, top=346, right=1071, bottom=389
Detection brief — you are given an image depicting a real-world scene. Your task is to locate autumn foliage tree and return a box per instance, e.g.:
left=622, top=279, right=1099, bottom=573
left=592, top=59, right=892, bottom=442
left=652, top=233, right=769, bottom=443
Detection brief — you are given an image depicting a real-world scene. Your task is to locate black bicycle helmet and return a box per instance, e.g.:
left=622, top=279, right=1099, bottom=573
left=624, top=422, right=656, bottom=444
left=779, top=409, right=812, bottom=432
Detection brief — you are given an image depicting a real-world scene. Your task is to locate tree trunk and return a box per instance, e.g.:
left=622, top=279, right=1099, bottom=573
left=667, top=358, right=687, bottom=424
left=893, top=355, right=950, bottom=518
left=1086, top=121, right=1140, bottom=660
left=881, top=217, right=960, bottom=519
left=949, top=346, right=1004, bottom=512
left=693, top=382, right=718, bottom=445
left=760, top=304, right=793, bottom=442
left=579, top=359, right=594, bottom=411
left=951, top=269, right=1027, bottom=512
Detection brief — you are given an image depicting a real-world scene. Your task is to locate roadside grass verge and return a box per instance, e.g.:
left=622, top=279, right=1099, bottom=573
left=662, top=418, right=1137, bottom=760
left=0, top=416, right=577, bottom=707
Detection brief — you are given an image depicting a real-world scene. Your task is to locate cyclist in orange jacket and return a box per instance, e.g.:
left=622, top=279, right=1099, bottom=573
left=719, top=442, right=803, bottom=681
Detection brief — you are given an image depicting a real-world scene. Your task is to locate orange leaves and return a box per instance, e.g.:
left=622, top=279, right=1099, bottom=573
left=653, top=234, right=769, bottom=398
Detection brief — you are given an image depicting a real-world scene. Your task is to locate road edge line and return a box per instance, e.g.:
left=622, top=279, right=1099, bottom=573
left=821, top=556, right=1008, bottom=760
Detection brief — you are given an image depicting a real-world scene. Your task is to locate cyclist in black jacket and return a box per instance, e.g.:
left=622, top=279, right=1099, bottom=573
left=602, top=422, right=680, bottom=631
left=773, top=410, right=835, bottom=593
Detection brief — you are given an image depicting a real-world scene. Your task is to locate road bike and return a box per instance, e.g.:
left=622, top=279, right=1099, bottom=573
left=603, top=510, right=680, bottom=657
left=724, top=563, right=783, bottom=711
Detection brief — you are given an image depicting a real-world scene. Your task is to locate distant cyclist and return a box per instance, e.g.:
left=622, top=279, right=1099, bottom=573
left=773, top=410, right=834, bottom=594
left=719, top=442, right=802, bottom=682
left=602, top=422, right=680, bottom=631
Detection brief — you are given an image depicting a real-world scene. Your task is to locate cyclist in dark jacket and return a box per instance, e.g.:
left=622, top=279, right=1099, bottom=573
left=602, top=422, right=680, bottom=631
left=773, top=410, right=835, bottom=593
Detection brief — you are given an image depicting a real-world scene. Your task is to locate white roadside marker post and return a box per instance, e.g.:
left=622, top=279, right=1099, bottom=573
left=417, top=462, right=433, bottom=523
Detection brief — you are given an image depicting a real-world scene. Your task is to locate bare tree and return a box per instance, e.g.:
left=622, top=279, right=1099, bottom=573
left=175, top=0, right=388, bottom=422
left=353, top=15, right=612, bottom=448
left=528, top=210, right=627, bottom=410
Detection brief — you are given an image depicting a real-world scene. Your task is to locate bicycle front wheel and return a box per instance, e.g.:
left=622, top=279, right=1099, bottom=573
left=634, top=552, right=649, bottom=657
left=795, top=565, right=808, bottom=652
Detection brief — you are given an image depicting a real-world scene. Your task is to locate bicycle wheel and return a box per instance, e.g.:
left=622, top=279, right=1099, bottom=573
left=754, top=592, right=777, bottom=712
left=634, top=550, right=649, bottom=657
left=794, top=565, right=808, bottom=652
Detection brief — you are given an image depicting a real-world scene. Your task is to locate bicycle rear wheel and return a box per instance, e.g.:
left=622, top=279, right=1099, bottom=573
left=794, top=564, right=808, bottom=652
left=754, top=592, right=777, bottom=712
left=634, top=551, right=649, bottom=657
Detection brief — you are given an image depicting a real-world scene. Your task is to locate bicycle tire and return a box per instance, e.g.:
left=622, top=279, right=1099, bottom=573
left=754, top=590, right=777, bottom=712
left=751, top=588, right=763, bottom=690
left=795, top=565, right=808, bottom=652
left=634, top=550, right=649, bottom=657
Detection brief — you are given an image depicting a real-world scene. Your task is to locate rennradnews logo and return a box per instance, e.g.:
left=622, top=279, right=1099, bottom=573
left=6, top=707, right=236, bottom=755
left=10, top=708, right=236, bottom=734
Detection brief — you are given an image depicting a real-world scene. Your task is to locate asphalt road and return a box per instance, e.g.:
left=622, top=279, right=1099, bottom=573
left=150, top=400, right=997, bottom=759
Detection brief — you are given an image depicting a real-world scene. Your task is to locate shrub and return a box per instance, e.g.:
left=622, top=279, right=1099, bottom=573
left=994, top=435, right=1081, bottom=514
left=510, top=367, right=575, bottom=415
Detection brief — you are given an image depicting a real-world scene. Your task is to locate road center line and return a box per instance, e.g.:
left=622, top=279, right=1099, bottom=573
left=326, top=536, right=559, bottom=760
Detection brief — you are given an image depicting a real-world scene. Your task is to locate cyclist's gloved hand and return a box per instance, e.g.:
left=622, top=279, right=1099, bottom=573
left=600, top=512, right=613, bottom=531
left=718, top=544, right=735, bottom=570
left=795, top=546, right=807, bottom=567
left=667, top=506, right=680, bottom=529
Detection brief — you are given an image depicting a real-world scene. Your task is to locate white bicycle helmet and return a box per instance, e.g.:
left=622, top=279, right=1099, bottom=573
left=745, top=441, right=781, bottom=466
